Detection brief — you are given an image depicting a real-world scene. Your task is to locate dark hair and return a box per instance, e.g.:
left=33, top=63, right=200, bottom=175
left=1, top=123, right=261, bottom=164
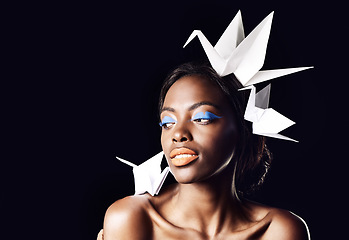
left=158, top=61, right=272, bottom=196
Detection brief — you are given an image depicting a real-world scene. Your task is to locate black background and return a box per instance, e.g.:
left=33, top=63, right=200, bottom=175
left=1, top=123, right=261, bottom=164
left=4, top=0, right=347, bottom=239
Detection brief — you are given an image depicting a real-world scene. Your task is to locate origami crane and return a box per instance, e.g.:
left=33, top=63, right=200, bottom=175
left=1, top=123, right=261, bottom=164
left=239, top=84, right=297, bottom=142
left=183, top=11, right=312, bottom=86
left=183, top=10, right=313, bottom=141
left=116, top=151, right=170, bottom=196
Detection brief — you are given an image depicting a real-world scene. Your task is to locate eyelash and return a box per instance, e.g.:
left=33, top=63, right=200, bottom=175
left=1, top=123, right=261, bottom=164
left=160, top=122, right=176, bottom=130
left=191, top=112, right=222, bottom=125
left=159, top=116, right=177, bottom=129
left=192, top=118, right=212, bottom=125
left=160, top=112, right=221, bottom=129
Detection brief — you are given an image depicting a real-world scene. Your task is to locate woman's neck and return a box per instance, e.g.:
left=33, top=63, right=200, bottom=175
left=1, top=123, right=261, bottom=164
left=168, top=170, right=247, bottom=237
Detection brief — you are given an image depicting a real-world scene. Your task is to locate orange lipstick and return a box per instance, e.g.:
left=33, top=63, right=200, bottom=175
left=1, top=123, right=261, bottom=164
left=170, top=147, right=198, bottom=167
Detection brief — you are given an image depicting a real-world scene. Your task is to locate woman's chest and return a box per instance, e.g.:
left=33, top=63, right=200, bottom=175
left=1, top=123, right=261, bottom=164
left=150, top=220, right=271, bottom=240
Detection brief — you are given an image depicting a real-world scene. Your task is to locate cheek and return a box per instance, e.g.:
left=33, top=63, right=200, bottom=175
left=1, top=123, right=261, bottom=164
left=197, top=121, right=237, bottom=168
left=159, top=119, right=238, bottom=183
left=160, top=131, right=171, bottom=159
left=160, top=131, right=166, bottom=150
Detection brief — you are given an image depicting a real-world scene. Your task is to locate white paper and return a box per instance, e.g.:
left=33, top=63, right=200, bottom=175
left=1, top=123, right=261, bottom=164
left=214, top=10, right=245, bottom=59
left=116, top=151, right=170, bottom=196
left=239, top=85, right=297, bottom=142
left=182, top=10, right=314, bottom=142
left=183, top=11, right=313, bottom=85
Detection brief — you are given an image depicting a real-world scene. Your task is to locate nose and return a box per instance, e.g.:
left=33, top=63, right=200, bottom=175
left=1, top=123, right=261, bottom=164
left=172, top=123, right=193, bottom=143
left=172, top=136, right=189, bottom=143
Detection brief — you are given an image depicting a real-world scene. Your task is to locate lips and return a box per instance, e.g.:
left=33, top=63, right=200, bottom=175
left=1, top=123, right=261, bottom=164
left=170, top=147, right=198, bottom=167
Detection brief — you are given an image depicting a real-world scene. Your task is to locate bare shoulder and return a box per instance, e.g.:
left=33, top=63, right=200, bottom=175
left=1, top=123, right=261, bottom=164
left=103, top=195, right=153, bottom=240
left=243, top=200, right=310, bottom=240
left=265, top=208, right=310, bottom=240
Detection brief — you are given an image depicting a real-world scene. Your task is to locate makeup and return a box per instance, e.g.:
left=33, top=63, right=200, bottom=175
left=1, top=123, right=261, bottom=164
left=170, top=147, right=199, bottom=167
left=159, top=116, right=177, bottom=127
left=191, top=111, right=222, bottom=121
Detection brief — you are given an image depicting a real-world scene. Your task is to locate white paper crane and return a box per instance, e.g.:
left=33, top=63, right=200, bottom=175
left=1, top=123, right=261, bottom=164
left=116, top=151, right=170, bottom=196
left=183, top=11, right=313, bottom=141
left=183, top=11, right=313, bottom=86
left=239, top=84, right=297, bottom=142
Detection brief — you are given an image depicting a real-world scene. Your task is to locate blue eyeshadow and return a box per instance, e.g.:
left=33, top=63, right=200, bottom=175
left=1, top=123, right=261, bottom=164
left=191, top=111, right=222, bottom=121
left=159, top=116, right=177, bottom=127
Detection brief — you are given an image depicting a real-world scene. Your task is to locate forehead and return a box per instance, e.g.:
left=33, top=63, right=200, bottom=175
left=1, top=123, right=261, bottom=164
left=163, top=75, right=227, bottom=110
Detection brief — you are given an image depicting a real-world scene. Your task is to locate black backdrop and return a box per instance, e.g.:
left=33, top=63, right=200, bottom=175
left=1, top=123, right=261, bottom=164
left=4, top=0, right=347, bottom=239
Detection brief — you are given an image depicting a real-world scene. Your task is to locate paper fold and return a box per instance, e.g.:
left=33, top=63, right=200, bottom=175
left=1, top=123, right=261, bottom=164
left=239, top=85, right=297, bottom=142
left=183, top=11, right=313, bottom=86
left=116, top=151, right=170, bottom=196
left=183, top=10, right=314, bottom=142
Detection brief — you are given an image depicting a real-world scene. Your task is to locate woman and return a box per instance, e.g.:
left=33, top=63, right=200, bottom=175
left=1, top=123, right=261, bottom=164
left=98, top=62, right=310, bottom=239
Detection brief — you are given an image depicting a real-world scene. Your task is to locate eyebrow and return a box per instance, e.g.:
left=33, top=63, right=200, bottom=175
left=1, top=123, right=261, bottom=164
left=187, top=101, right=220, bottom=111
left=160, top=101, right=220, bottom=114
left=160, top=106, right=175, bottom=113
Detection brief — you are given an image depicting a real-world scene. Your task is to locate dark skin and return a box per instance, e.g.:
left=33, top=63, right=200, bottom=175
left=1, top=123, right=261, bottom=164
left=100, top=76, right=310, bottom=240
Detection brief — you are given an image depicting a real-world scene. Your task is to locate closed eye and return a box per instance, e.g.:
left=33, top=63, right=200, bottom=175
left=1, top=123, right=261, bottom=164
left=159, top=116, right=177, bottom=129
left=191, top=112, right=222, bottom=125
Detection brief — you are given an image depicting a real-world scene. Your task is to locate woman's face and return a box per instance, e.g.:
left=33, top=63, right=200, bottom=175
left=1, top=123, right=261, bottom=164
left=160, top=75, right=238, bottom=183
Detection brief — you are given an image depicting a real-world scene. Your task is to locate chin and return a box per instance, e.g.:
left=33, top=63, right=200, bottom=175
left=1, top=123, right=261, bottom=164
left=169, top=162, right=205, bottom=184
left=170, top=159, right=235, bottom=185
left=169, top=163, right=219, bottom=184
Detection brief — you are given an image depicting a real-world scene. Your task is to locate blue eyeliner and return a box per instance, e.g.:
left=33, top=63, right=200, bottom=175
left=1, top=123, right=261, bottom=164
left=159, top=116, right=177, bottom=127
left=191, top=111, right=222, bottom=121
